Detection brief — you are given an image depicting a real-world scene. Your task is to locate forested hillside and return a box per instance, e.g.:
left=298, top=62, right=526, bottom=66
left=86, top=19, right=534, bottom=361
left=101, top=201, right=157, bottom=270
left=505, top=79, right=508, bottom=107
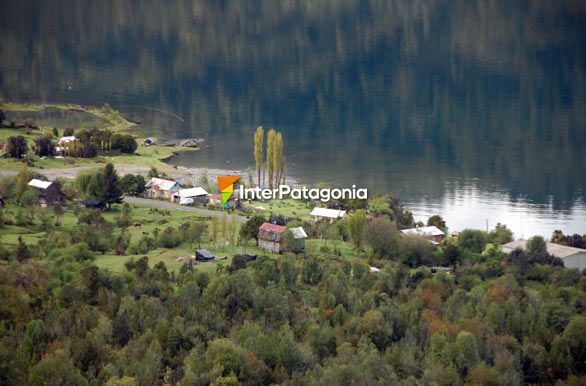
left=1, top=228, right=586, bottom=384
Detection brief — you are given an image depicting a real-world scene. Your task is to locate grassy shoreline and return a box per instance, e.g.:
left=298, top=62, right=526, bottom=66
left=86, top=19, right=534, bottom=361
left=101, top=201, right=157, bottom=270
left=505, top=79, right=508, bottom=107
left=0, top=101, right=198, bottom=174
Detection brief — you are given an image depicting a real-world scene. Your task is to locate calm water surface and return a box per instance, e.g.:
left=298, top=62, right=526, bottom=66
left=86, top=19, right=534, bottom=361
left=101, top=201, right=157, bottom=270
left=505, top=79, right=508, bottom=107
left=1, top=1, right=585, bottom=237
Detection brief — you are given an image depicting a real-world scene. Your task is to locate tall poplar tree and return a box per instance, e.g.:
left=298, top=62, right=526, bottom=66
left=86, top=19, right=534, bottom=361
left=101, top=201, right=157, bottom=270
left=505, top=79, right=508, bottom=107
left=266, top=129, right=276, bottom=189
left=253, top=126, right=264, bottom=186
left=274, top=132, right=285, bottom=187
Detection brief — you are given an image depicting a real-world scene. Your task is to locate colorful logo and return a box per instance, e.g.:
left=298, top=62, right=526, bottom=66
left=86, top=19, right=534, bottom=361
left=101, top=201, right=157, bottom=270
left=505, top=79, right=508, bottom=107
left=217, top=176, right=241, bottom=208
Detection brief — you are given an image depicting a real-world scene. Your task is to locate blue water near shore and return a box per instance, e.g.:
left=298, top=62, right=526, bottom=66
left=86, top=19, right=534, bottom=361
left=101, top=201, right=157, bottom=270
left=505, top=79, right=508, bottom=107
left=1, top=1, right=585, bottom=237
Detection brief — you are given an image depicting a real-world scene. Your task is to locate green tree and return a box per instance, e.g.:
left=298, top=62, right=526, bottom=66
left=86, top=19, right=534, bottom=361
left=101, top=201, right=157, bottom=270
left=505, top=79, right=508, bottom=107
left=101, top=163, right=122, bottom=208
left=28, top=349, right=88, bottom=386
left=33, top=136, right=56, bottom=157
left=427, top=214, right=447, bottom=232
left=239, top=215, right=265, bottom=245
left=253, top=126, right=264, bottom=186
left=266, top=129, right=276, bottom=188
left=526, top=236, right=547, bottom=257
left=111, top=133, right=138, bottom=154
left=454, top=331, right=480, bottom=376
left=489, top=223, right=513, bottom=244
left=365, top=217, right=399, bottom=259
left=458, top=229, right=487, bottom=253
left=6, top=136, right=27, bottom=158
left=347, top=209, right=367, bottom=250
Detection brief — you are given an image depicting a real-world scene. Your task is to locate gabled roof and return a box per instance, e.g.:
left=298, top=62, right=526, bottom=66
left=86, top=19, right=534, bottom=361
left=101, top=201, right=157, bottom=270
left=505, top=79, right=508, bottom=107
left=401, top=226, right=445, bottom=237
left=145, top=177, right=180, bottom=191
left=28, top=179, right=52, bottom=189
left=176, top=187, right=209, bottom=198
left=259, top=222, right=286, bottom=234
left=503, top=239, right=586, bottom=259
left=289, top=227, right=308, bottom=239
left=310, top=207, right=347, bottom=219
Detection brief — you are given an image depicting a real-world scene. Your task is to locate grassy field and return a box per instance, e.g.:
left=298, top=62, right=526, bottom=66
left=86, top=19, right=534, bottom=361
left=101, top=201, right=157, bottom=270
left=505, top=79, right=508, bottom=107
left=0, top=202, right=278, bottom=274
left=242, top=198, right=314, bottom=220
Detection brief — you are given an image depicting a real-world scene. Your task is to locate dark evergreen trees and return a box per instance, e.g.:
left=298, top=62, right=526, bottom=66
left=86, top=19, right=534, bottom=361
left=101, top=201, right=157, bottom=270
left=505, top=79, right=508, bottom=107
left=6, top=136, right=28, bottom=158
left=101, top=163, right=122, bottom=208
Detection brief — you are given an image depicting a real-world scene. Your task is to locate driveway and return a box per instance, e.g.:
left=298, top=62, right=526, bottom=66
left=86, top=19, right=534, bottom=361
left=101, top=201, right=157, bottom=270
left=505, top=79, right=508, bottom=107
left=123, top=196, right=248, bottom=223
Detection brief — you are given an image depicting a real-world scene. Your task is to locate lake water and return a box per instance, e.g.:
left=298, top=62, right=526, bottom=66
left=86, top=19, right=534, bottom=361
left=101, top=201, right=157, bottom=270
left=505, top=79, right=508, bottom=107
left=1, top=1, right=585, bottom=237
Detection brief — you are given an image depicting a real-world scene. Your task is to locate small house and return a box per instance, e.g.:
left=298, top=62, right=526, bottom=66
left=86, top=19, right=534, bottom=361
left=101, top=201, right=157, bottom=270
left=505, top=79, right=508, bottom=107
left=195, top=249, right=215, bottom=262
left=401, top=226, right=445, bottom=245
left=503, top=239, right=586, bottom=271
left=55, top=136, right=78, bottom=156
left=258, top=223, right=308, bottom=253
left=145, top=177, right=182, bottom=200
left=310, top=207, right=347, bottom=221
left=27, top=179, right=63, bottom=206
left=288, top=226, right=308, bottom=253
left=172, top=187, right=209, bottom=205
left=258, top=222, right=287, bottom=253
left=57, top=136, right=77, bottom=146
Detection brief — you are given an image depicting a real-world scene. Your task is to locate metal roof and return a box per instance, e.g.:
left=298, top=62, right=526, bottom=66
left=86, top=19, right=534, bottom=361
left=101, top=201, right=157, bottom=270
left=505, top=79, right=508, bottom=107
left=401, top=226, right=445, bottom=237
left=145, top=177, right=180, bottom=191
left=28, top=179, right=52, bottom=189
left=259, top=222, right=286, bottom=234
left=310, top=207, right=347, bottom=219
left=289, top=227, right=308, bottom=239
left=175, top=187, right=209, bottom=198
left=503, top=239, right=586, bottom=259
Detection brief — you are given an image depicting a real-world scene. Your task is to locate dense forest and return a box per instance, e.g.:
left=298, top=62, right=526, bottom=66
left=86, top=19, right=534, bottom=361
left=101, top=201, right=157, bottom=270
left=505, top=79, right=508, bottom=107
left=1, top=168, right=586, bottom=385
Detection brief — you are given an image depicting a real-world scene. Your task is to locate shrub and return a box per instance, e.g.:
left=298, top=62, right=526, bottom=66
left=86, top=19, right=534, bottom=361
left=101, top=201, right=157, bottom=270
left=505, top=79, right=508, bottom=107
left=111, top=134, right=138, bottom=154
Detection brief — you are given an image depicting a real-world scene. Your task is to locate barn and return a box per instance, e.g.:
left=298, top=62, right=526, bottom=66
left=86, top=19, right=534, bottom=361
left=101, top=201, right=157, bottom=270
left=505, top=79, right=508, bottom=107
left=503, top=239, right=586, bottom=271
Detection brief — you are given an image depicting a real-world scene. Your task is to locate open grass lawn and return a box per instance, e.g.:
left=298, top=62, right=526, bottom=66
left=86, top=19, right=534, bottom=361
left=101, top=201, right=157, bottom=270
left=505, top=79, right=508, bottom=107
left=0, top=202, right=277, bottom=274
left=305, top=238, right=364, bottom=262
left=243, top=198, right=313, bottom=220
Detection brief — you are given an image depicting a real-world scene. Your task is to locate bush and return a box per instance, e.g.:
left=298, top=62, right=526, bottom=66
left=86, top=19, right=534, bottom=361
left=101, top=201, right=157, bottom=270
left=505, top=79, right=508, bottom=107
left=33, top=136, right=56, bottom=157
left=111, top=134, right=138, bottom=154
left=6, top=136, right=28, bottom=158
left=458, top=229, right=487, bottom=253
left=157, top=227, right=182, bottom=248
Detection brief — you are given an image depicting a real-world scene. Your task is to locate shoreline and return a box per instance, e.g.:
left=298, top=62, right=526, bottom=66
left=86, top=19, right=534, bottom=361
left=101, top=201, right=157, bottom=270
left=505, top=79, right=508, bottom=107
left=171, top=164, right=303, bottom=188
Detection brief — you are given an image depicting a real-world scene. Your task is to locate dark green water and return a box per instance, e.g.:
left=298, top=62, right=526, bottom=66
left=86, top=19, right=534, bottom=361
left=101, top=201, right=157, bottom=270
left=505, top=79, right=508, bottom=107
left=1, top=1, right=585, bottom=236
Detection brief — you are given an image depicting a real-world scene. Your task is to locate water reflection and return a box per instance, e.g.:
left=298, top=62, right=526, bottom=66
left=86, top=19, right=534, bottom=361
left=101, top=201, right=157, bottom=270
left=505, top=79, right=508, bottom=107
left=0, top=0, right=585, bottom=235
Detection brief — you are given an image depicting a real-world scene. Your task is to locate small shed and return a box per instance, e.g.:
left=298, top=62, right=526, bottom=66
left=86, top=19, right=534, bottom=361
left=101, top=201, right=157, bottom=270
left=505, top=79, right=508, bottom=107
left=288, top=226, right=308, bottom=253
left=27, top=179, right=63, bottom=206
left=310, top=207, right=347, bottom=221
left=195, top=249, right=215, bottom=262
left=172, top=187, right=209, bottom=205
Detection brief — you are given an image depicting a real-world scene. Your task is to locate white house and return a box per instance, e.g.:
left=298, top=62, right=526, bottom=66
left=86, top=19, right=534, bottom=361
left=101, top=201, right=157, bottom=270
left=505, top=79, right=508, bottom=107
left=401, top=226, right=446, bottom=245
left=310, top=207, right=347, bottom=220
left=57, top=136, right=77, bottom=146
left=502, top=239, right=586, bottom=270
left=145, top=178, right=182, bottom=200
left=171, top=187, right=209, bottom=205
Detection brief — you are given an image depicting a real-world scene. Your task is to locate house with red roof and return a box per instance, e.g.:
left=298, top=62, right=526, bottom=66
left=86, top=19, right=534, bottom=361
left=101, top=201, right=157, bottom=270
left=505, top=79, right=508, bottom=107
left=258, top=222, right=287, bottom=253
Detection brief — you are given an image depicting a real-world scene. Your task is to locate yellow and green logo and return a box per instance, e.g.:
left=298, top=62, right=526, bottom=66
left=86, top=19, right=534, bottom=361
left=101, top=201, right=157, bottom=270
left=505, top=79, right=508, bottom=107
left=217, top=176, right=241, bottom=208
